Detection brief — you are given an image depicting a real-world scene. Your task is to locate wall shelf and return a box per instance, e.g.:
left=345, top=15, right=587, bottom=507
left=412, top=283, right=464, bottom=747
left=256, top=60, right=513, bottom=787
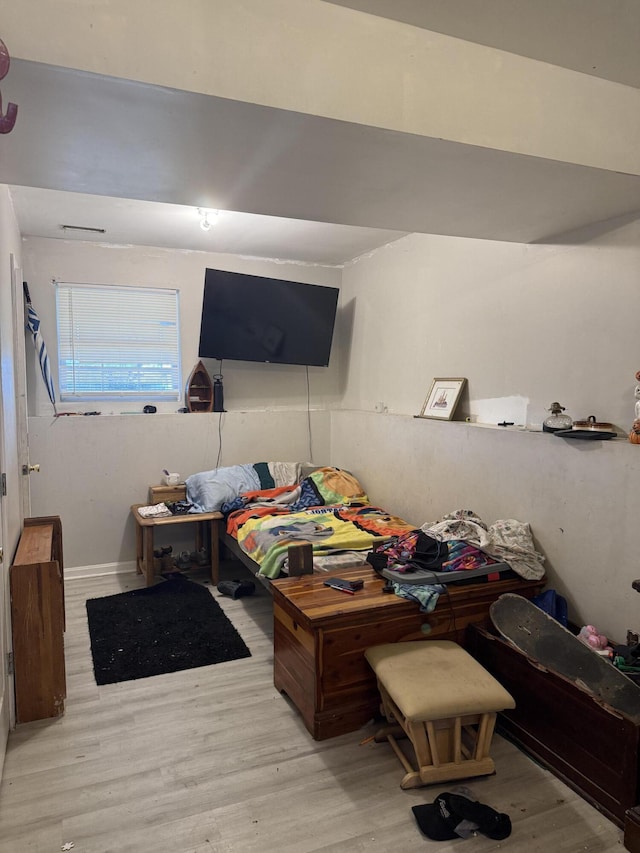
left=186, top=361, right=214, bottom=413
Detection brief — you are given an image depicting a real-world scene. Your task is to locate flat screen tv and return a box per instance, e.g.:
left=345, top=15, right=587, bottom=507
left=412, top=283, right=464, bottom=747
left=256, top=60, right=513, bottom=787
left=198, top=268, right=339, bottom=367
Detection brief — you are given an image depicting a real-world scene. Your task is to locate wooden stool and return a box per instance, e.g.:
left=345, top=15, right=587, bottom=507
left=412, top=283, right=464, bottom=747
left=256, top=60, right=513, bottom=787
left=365, top=640, right=515, bottom=789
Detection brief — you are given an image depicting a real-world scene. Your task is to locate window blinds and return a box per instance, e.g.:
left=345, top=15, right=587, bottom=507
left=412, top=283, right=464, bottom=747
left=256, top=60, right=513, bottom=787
left=56, top=283, right=181, bottom=401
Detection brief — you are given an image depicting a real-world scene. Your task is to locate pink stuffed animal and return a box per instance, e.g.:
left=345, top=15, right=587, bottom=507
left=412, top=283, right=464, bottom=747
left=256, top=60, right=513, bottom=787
left=578, top=624, right=609, bottom=650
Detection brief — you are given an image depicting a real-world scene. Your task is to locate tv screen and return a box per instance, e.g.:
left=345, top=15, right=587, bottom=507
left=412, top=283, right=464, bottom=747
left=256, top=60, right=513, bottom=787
left=198, top=268, right=339, bottom=367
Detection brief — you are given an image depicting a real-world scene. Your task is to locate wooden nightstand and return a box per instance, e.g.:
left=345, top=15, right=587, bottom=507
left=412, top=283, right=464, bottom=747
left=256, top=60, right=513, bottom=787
left=131, top=504, right=223, bottom=586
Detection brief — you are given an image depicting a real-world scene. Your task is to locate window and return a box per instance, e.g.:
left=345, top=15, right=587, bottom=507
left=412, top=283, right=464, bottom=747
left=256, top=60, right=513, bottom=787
left=56, top=282, right=181, bottom=401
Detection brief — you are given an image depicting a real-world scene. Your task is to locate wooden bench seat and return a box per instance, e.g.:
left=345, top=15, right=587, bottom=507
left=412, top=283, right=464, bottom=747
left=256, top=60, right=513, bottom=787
left=365, top=640, right=515, bottom=788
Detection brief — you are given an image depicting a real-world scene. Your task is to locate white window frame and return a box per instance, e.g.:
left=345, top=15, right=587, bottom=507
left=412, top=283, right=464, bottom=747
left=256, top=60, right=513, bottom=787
left=55, top=282, right=182, bottom=402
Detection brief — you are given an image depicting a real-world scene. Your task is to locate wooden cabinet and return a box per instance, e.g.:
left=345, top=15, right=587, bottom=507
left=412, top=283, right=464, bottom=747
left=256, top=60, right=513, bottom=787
left=272, top=567, right=544, bottom=740
left=625, top=807, right=640, bottom=852
left=10, top=516, right=66, bottom=723
left=468, top=623, right=640, bottom=828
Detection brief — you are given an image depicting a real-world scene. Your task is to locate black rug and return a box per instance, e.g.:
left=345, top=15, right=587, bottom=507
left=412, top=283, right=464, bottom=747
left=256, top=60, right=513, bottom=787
left=86, top=576, right=251, bottom=685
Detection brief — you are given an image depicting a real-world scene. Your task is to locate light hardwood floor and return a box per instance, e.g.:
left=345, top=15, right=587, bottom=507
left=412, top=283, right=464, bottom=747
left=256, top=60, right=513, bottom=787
left=0, top=563, right=625, bottom=853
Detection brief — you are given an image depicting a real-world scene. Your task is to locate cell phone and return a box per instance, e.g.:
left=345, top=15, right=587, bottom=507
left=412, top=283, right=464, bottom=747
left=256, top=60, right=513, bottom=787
left=323, top=577, right=364, bottom=593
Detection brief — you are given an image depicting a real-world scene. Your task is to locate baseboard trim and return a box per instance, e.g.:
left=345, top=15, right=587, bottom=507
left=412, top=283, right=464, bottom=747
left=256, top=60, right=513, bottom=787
left=65, top=561, right=137, bottom=581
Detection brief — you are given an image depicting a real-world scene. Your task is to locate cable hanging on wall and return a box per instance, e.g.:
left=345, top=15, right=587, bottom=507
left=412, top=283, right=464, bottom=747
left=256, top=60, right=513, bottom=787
left=215, top=360, right=224, bottom=468
left=306, top=365, right=313, bottom=463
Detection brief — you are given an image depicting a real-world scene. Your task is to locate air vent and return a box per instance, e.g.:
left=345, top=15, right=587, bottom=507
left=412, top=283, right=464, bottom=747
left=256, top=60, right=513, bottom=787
left=60, top=224, right=106, bottom=234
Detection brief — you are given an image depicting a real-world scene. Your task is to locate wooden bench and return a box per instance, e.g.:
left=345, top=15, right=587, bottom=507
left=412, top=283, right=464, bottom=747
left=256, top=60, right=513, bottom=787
left=11, top=516, right=65, bottom=723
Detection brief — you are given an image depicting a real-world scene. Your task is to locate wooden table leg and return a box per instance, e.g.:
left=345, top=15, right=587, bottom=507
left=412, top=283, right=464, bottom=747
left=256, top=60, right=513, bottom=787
left=209, top=518, right=220, bottom=586
left=135, top=519, right=143, bottom=575
left=142, top=527, right=154, bottom=585
left=625, top=806, right=640, bottom=852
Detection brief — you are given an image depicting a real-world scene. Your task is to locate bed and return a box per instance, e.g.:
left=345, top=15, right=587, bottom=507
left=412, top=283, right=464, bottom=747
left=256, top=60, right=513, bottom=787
left=186, top=463, right=416, bottom=585
left=185, top=463, right=543, bottom=591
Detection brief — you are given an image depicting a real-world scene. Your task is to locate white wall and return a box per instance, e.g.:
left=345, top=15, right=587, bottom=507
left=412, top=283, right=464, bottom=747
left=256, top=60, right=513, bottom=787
left=27, top=410, right=330, bottom=571
left=334, top=223, right=640, bottom=639
left=22, top=238, right=338, bottom=569
left=22, top=238, right=343, bottom=417
left=340, top=226, right=640, bottom=430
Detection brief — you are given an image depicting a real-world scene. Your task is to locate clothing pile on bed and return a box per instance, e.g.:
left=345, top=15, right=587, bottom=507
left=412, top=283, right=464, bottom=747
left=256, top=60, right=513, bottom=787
left=384, top=509, right=546, bottom=612
left=421, top=509, right=545, bottom=582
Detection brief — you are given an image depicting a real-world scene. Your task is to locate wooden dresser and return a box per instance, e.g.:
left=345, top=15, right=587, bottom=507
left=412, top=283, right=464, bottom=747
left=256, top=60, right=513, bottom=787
left=10, top=516, right=66, bottom=723
left=272, top=566, right=544, bottom=740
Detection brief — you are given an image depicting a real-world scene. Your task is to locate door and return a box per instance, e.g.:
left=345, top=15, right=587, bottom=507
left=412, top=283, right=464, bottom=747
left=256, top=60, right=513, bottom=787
left=0, top=412, right=8, bottom=775
left=0, top=259, right=21, bottom=774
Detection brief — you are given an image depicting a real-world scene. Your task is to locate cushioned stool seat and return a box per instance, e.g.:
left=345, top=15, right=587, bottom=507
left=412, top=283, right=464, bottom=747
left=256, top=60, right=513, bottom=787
left=365, top=640, right=515, bottom=789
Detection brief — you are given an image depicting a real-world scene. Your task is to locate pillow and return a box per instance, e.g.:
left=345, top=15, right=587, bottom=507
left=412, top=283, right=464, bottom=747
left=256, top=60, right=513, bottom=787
left=307, top=467, right=368, bottom=505
left=186, top=464, right=261, bottom=512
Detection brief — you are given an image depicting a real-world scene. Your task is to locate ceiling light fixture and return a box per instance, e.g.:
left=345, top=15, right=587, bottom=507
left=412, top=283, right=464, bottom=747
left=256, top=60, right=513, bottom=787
left=198, top=208, right=218, bottom=231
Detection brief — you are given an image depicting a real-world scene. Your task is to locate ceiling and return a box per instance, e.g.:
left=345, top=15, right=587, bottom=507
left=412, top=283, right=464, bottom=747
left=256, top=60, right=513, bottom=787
left=5, top=3, right=640, bottom=263
left=10, top=187, right=407, bottom=267
left=326, top=0, right=640, bottom=89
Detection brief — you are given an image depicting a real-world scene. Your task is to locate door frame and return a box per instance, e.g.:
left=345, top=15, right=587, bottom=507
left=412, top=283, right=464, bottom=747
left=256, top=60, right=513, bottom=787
left=11, top=258, right=29, bottom=519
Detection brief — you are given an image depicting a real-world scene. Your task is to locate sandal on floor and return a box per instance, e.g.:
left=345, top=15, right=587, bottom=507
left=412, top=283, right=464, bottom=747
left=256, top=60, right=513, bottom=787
left=155, top=545, right=173, bottom=559
left=175, top=551, right=192, bottom=570
left=189, top=548, right=209, bottom=566
left=217, top=579, right=256, bottom=599
left=160, top=553, right=176, bottom=571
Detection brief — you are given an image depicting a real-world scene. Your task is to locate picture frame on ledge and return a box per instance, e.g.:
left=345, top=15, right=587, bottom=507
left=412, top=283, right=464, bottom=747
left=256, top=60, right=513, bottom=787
left=417, top=377, right=467, bottom=421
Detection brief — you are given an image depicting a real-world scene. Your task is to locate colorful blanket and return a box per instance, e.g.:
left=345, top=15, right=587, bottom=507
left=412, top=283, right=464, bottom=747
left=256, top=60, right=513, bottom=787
left=227, top=467, right=416, bottom=578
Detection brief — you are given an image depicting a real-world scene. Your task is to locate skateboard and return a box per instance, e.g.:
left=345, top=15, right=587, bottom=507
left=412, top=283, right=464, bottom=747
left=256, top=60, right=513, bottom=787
left=490, top=593, right=640, bottom=723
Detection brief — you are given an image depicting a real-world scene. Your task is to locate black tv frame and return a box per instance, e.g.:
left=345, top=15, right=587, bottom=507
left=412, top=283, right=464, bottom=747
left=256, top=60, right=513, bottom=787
left=198, top=268, right=339, bottom=367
